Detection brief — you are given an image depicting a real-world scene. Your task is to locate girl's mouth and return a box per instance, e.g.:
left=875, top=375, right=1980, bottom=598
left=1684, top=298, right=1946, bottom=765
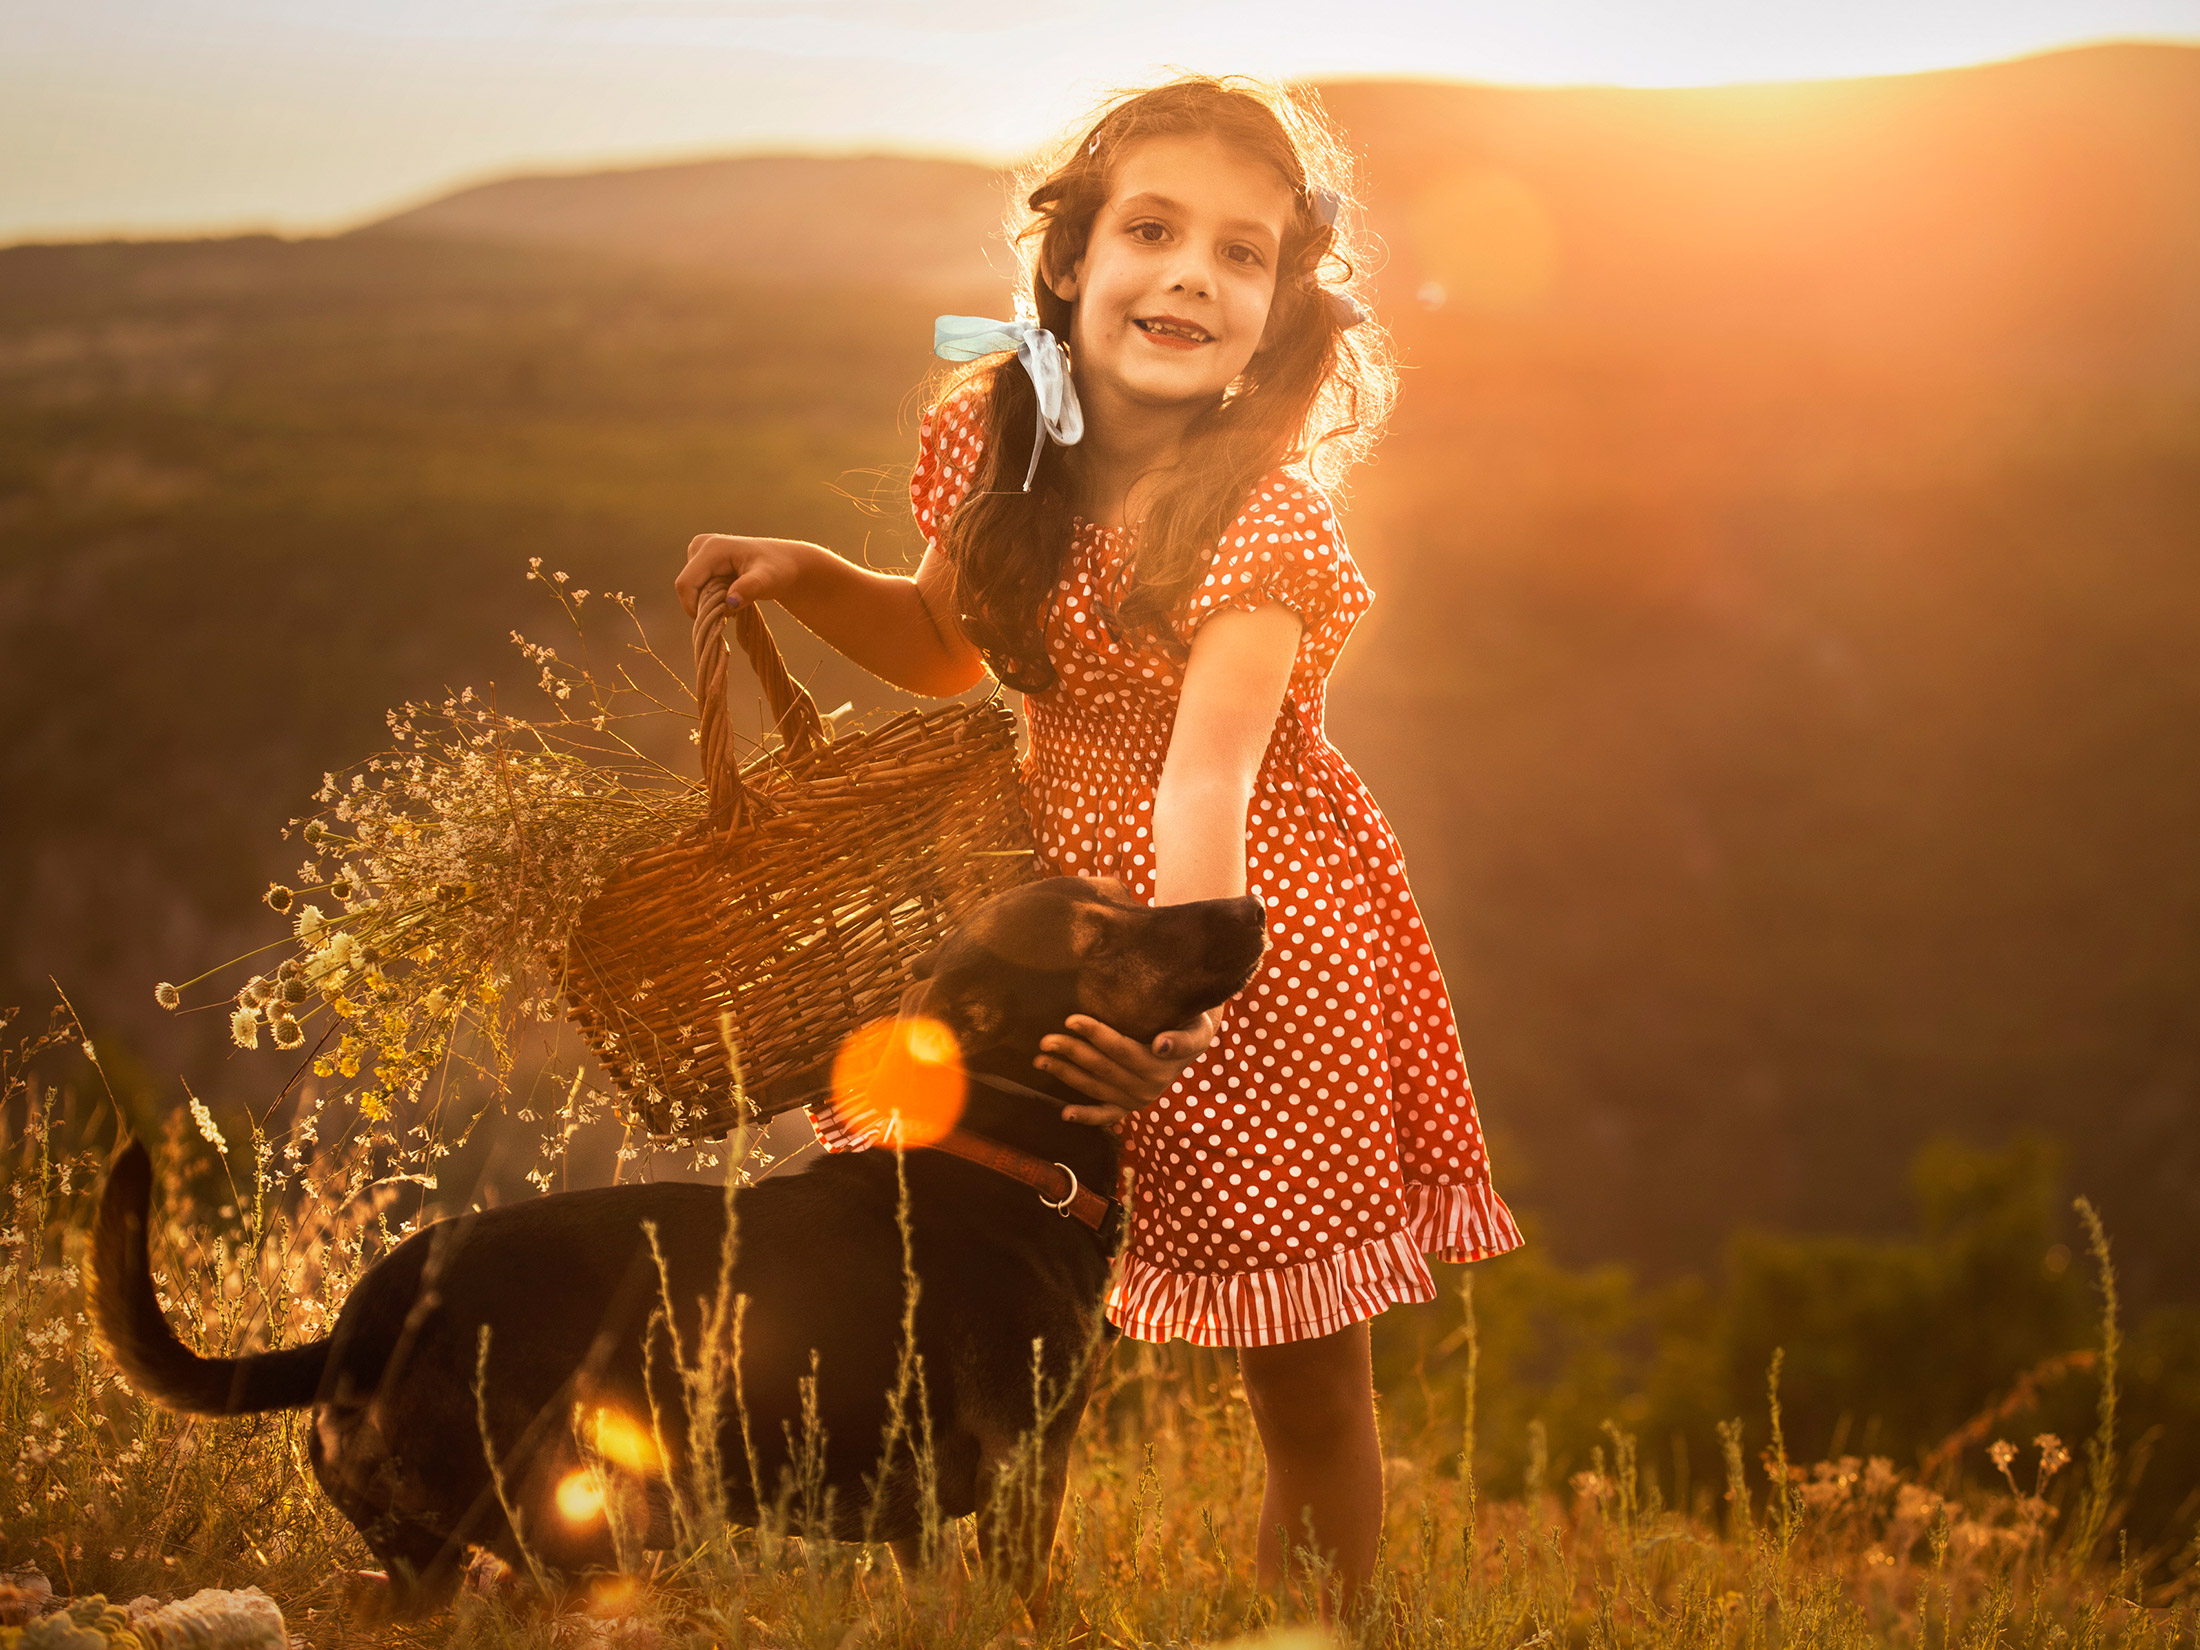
left=1133, top=317, right=1212, bottom=349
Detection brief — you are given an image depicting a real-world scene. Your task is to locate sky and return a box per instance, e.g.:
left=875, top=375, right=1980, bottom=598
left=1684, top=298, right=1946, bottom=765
left=6, top=0, right=2200, bottom=244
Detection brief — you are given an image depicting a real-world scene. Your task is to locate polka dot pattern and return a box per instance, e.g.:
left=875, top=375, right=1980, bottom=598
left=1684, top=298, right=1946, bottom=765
left=899, top=391, right=1521, bottom=1347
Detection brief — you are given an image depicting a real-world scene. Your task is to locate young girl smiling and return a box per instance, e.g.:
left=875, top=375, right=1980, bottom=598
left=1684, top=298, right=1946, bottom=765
left=675, top=75, right=1520, bottom=1601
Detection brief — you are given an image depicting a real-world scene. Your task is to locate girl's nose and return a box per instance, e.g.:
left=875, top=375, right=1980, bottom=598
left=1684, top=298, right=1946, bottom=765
left=1166, top=252, right=1215, bottom=301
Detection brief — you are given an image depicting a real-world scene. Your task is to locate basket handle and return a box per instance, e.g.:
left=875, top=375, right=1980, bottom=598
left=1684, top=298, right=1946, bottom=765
left=695, top=577, right=828, bottom=828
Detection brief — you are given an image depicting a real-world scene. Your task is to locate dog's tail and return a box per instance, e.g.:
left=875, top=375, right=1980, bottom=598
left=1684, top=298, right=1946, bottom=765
left=92, top=1137, right=331, bottom=1415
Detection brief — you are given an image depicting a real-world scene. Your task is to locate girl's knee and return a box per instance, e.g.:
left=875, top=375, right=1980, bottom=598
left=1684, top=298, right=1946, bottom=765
left=1239, top=1327, right=1374, bottom=1440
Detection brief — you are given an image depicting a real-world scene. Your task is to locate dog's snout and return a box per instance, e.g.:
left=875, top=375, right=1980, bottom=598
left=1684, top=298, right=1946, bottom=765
left=1227, top=894, right=1264, bottom=932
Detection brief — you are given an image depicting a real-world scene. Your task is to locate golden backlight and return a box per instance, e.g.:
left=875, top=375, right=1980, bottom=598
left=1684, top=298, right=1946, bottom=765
left=590, top=1406, right=661, bottom=1475
left=1411, top=170, right=1559, bottom=312
left=829, top=1015, right=967, bottom=1148
left=555, top=1468, right=605, bottom=1525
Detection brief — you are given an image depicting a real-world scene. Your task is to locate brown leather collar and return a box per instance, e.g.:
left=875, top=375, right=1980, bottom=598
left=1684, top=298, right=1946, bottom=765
left=921, top=1128, right=1122, bottom=1245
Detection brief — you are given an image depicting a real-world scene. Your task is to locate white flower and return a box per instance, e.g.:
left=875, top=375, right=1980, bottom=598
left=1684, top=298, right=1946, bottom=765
left=229, top=1008, right=260, bottom=1050
left=154, top=982, right=181, bottom=1010
left=190, top=1097, right=229, bottom=1153
left=295, top=904, right=326, bottom=941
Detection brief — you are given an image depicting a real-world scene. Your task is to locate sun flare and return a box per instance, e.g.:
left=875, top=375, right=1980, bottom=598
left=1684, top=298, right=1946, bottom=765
left=555, top=1468, right=606, bottom=1525
left=589, top=1406, right=662, bottom=1475
left=828, top=1014, right=967, bottom=1148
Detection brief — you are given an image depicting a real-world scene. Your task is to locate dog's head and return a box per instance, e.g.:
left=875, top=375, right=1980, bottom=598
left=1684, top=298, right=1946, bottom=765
left=904, top=877, right=1265, bottom=1059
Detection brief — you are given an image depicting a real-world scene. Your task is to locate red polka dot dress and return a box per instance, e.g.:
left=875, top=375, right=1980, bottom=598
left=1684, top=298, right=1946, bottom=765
left=828, top=391, right=1523, bottom=1347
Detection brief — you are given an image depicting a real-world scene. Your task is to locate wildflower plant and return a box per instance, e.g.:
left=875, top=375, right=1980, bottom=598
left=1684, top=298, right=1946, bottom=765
left=152, top=565, right=741, bottom=1186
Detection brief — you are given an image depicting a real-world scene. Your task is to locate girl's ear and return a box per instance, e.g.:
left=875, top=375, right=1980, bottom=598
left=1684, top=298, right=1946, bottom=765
left=1046, top=252, right=1083, bottom=303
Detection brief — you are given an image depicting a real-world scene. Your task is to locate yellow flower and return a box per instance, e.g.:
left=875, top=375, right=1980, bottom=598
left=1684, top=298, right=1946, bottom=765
left=2036, top=1434, right=2071, bottom=1476
left=190, top=1098, right=229, bottom=1153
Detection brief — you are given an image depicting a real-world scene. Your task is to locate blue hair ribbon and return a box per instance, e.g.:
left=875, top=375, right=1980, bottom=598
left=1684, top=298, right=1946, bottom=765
left=1302, top=187, right=1366, bottom=329
left=932, top=315, right=1085, bottom=491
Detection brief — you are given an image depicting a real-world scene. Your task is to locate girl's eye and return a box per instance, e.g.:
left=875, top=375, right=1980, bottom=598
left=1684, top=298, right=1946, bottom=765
left=1227, top=244, right=1265, bottom=268
left=1128, top=221, right=1167, bottom=244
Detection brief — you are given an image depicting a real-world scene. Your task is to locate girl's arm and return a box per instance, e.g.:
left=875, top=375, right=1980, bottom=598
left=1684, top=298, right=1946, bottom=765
left=1044, top=601, right=1303, bottom=1125
left=674, top=535, right=986, bottom=699
left=1151, top=603, right=1304, bottom=905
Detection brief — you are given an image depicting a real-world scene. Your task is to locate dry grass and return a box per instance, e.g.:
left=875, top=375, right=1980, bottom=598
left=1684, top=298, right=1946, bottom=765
left=3, top=1002, right=2195, bottom=1650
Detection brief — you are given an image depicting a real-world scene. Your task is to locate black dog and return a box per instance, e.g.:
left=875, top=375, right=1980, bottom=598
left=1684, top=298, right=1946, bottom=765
left=93, top=877, right=1263, bottom=1615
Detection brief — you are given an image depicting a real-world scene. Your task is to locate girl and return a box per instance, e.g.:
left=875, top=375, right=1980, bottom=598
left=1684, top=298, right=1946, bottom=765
left=674, top=75, right=1521, bottom=1599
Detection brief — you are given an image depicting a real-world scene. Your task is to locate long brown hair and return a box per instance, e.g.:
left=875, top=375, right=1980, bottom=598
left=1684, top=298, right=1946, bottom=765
left=932, top=75, right=1396, bottom=692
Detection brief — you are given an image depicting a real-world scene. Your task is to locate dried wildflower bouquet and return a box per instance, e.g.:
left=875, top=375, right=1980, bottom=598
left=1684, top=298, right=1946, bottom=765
left=157, top=569, right=712, bottom=1149
left=159, top=561, right=1031, bottom=1165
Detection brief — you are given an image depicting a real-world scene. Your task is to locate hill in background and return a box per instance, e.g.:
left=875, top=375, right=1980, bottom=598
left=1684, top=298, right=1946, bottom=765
left=360, top=152, right=1012, bottom=297
left=3, top=44, right=2196, bottom=1301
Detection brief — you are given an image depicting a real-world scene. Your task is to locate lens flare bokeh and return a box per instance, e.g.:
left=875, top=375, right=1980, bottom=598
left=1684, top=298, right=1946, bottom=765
left=828, top=1014, right=967, bottom=1147
left=555, top=1467, right=605, bottom=1525
left=590, top=1406, right=661, bottom=1475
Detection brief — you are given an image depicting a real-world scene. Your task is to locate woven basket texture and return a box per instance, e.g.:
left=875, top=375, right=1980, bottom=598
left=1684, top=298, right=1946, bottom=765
left=560, top=582, right=1035, bottom=1139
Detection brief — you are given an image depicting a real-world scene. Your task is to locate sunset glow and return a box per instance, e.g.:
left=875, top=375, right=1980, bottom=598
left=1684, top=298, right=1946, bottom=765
left=3, top=0, right=2196, bottom=242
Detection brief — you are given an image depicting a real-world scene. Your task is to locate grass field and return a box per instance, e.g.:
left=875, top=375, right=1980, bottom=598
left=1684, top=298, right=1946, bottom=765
left=6, top=1000, right=2195, bottom=1649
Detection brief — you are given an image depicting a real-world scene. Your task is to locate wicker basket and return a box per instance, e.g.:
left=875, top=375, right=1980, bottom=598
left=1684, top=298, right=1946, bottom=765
left=560, top=579, right=1035, bottom=1139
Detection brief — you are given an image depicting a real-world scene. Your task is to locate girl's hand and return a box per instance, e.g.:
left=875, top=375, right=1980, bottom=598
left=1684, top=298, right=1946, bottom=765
left=1042, top=1010, right=1220, bottom=1128
left=674, top=534, right=818, bottom=618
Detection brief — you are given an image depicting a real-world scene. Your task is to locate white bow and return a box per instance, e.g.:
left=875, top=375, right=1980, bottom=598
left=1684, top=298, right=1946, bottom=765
left=932, top=315, right=1086, bottom=492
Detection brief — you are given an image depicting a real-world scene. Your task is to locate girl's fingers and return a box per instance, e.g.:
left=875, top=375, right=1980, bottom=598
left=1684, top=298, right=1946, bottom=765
left=724, top=567, right=774, bottom=611
left=1163, top=1009, right=1220, bottom=1062
left=1062, top=1016, right=1147, bottom=1066
left=1045, top=1010, right=1215, bottom=1112
left=1036, top=1035, right=1138, bottom=1090
left=1060, top=1103, right=1131, bottom=1128
left=1035, top=1050, right=1138, bottom=1106
left=675, top=533, right=767, bottom=615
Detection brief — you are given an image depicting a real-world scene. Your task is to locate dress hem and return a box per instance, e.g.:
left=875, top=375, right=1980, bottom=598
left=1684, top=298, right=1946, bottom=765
left=1106, top=1177, right=1525, bottom=1349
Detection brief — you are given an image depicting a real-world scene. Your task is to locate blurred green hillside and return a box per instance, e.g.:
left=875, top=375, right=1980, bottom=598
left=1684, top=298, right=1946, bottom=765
left=3, top=44, right=2198, bottom=1305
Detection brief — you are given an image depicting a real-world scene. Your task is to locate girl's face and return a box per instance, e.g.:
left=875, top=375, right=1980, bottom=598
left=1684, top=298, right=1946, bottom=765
left=1051, top=132, right=1297, bottom=420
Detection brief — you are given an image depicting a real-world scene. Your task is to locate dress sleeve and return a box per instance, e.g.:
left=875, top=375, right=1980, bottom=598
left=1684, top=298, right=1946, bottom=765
left=1173, top=472, right=1373, bottom=680
left=910, top=386, right=988, bottom=556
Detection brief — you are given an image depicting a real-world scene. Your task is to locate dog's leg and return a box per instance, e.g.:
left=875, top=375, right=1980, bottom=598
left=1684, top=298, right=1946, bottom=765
left=344, top=1520, right=466, bottom=1621
left=888, top=1529, right=971, bottom=1584
left=971, top=1429, right=1073, bottom=1623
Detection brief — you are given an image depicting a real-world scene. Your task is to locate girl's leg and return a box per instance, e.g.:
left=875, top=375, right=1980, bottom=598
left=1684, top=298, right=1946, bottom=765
left=1238, top=1321, right=1382, bottom=1606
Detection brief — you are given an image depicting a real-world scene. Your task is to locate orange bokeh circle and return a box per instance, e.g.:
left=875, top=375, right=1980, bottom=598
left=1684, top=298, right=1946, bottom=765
left=828, top=1015, right=967, bottom=1147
